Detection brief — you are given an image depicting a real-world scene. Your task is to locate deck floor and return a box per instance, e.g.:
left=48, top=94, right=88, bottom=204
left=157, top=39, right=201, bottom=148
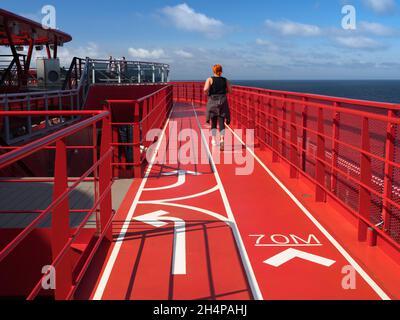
left=75, top=102, right=400, bottom=300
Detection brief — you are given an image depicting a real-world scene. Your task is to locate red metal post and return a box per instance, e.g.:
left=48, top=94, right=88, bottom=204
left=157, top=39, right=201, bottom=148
left=290, top=102, right=299, bottom=178
left=106, top=102, right=120, bottom=178
left=301, top=97, right=308, bottom=172
left=192, top=83, right=195, bottom=104
left=331, top=107, right=340, bottom=193
left=142, top=100, right=149, bottom=145
left=267, top=96, right=272, bottom=147
left=133, top=102, right=142, bottom=178
left=382, top=110, right=395, bottom=234
left=245, top=93, right=250, bottom=129
left=52, top=138, right=73, bottom=300
left=259, top=96, right=266, bottom=151
left=358, top=117, right=372, bottom=242
left=272, top=96, right=280, bottom=163
left=316, top=107, right=326, bottom=202
left=251, top=94, right=256, bottom=130
left=99, top=116, right=113, bottom=242
left=281, top=98, right=287, bottom=159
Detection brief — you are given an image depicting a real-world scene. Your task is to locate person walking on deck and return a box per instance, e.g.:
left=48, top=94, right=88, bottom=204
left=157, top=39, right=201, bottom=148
left=204, top=64, right=232, bottom=151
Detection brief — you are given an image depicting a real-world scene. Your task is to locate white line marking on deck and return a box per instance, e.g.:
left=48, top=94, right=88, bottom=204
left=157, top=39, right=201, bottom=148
left=139, top=201, right=230, bottom=223
left=143, top=170, right=201, bottom=191
left=192, top=103, right=264, bottom=301
left=264, top=248, right=336, bottom=268
left=139, top=185, right=219, bottom=203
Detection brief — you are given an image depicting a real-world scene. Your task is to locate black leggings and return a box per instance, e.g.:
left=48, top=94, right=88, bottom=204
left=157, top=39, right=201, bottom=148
left=211, top=116, right=225, bottom=136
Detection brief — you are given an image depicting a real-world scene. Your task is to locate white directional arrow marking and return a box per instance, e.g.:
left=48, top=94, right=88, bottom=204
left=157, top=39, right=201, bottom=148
left=144, top=170, right=200, bottom=191
left=264, top=248, right=336, bottom=268
left=134, top=210, right=186, bottom=275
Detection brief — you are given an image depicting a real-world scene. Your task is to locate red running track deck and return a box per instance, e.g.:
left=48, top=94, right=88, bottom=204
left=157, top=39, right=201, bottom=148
left=77, top=102, right=399, bottom=300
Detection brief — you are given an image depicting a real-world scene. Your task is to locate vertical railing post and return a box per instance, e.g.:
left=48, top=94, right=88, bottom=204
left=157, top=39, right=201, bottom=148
left=92, top=123, right=99, bottom=236
left=358, top=117, right=372, bottom=242
left=316, top=107, right=326, bottom=202
left=133, top=101, right=142, bottom=178
left=301, top=97, right=308, bottom=172
left=105, top=101, right=119, bottom=178
left=52, top=138, right=72, bottom=300
left=233, top=90, right=238, bottom=126
left=259, top=95, right=266, bottom=151
left=281, top=97, right=287, bottom=159
left=382, top=110, right=395, bottom=235
left=290, top=102, right=299, bottom=178
left=245, top=93, right=250, bottom=129
left=272, top=96, right=279, bottom=163
left=331, top=106, right=340, bottom=193
left=267, top=95, right=272, bottom=147
left=99, top=115, right=113, bottom=242
left=251, top=94, right=256, bottom=130
left=238, top=91, right=242, bottom=127
left=92, top=62, right=96, bottom=84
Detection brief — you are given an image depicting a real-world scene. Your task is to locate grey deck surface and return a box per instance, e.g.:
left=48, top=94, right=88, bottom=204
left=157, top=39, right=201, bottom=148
left=0, top=179, right=133, bottom=229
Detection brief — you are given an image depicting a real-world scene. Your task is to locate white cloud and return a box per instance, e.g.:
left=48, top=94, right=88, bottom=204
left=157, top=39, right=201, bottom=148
left=161, top=3, right=224, bottom=36
left=359, top=21, right=395, bottom=36
left=175, top=50, right=193, bottom=58
left=265, top=19, right=322, bottom=37
left=58, top=42, right=101, bottom=63
left=128, top=48, right=166, bottom=59
left=363, top=0, right=396, bottom=13
left=255, top=39, right=280, bottom=52
left=335, top=36, right=383, bottom=49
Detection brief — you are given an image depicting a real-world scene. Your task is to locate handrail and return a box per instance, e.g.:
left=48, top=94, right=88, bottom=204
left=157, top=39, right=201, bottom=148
left=0, top=110, right=107, bottom=169
left=233, top=84, right=400, bottom=111
left=0, top=109, right=113, bottom=300
left=106, top=84, right=173, bottom=178
left=233, top=88, right=400, bottom=124
left=172, top=81, right=400, bottom=111
left=88, top=57, right=169, bottom=67
left=138, top=84, right=173, bottom=102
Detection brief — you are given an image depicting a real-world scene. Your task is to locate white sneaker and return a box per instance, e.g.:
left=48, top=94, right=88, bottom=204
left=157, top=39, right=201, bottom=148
left=211, top=139, right=217, bottom=146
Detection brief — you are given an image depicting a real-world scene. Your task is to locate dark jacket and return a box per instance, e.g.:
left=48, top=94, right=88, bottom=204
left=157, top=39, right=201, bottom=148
left=206, top=77, right=231, bottom=124
left=206, top=94, right=231, bottom=124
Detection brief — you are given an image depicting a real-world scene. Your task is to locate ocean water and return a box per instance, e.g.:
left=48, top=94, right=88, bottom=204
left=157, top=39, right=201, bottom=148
left=232, top=80, right=400, bottom=104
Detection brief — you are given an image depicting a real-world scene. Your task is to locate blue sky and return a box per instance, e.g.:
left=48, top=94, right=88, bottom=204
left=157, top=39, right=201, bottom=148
left=2, top=0, right=400, bottom=79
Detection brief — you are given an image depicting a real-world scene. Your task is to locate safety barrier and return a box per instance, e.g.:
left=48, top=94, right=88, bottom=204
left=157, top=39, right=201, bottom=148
left=172, top=81, right=400, bottom=249
left=0, top=110, right=113, bottom=300
left=87, top=58, right=169, bottom=85
left=0, top=89, right=83, bottom=145
left=106, top=84, right=173, bottom=178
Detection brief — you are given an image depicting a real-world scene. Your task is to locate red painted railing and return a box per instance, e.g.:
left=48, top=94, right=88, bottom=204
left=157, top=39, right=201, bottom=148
left=106, top=85, right=173, bottom=178
left=172, top=82, right=400, bottom=250
left=0, top=110, right=113, bottom=300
